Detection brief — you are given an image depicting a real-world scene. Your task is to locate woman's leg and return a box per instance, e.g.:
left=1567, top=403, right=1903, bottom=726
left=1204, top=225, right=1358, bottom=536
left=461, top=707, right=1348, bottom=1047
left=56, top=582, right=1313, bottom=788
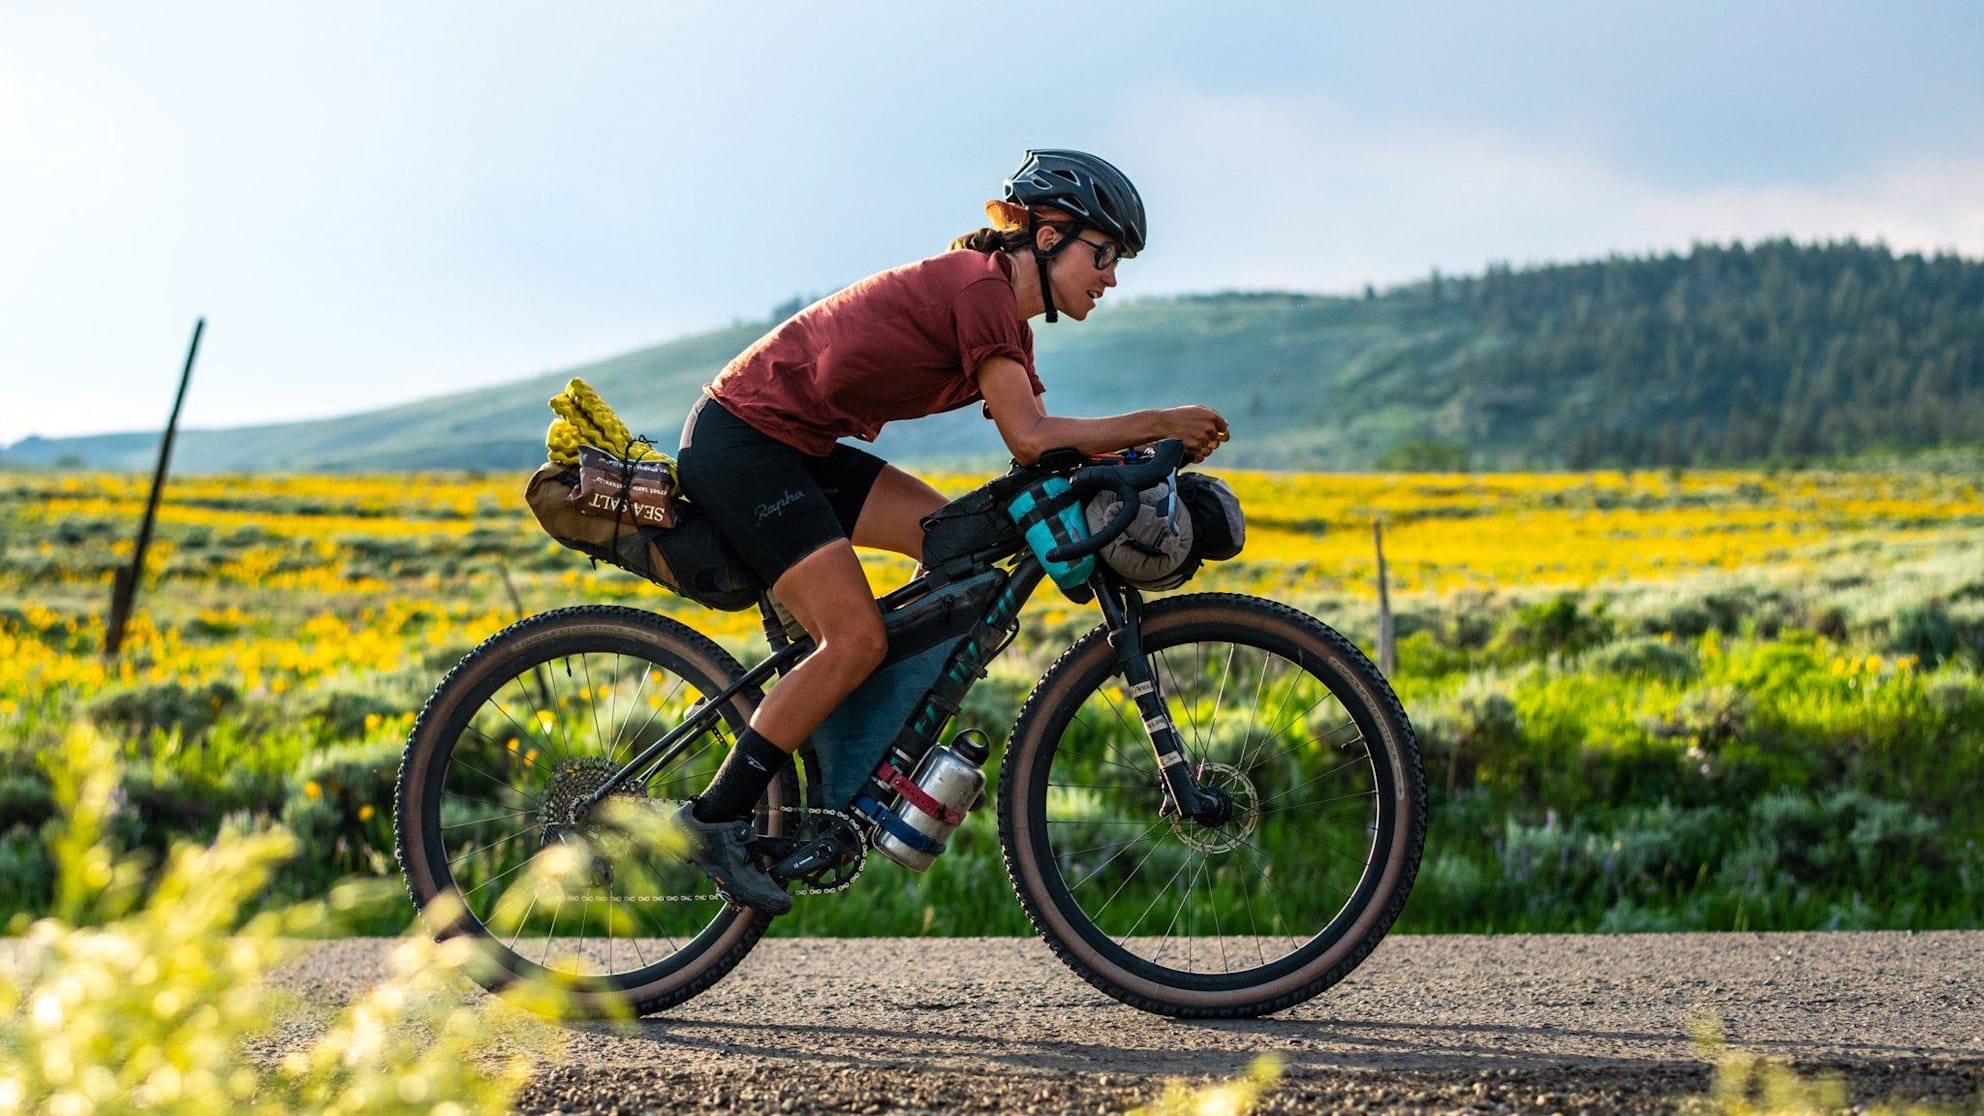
left=750, top=540, right=887, bottom=748
left=849, top=464, right=948, bottom=559
left=744, top=465, right=945, bottom=746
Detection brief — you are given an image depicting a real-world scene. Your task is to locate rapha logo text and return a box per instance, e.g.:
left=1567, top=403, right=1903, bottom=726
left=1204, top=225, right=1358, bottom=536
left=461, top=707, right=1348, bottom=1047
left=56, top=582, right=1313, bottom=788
left=756, top=490, right=807, bottom=522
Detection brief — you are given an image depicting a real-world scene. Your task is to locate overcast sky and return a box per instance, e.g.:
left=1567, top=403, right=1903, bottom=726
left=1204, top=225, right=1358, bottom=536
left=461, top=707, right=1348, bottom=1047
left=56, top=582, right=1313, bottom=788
left=3, top=1, right=1981, bottom=444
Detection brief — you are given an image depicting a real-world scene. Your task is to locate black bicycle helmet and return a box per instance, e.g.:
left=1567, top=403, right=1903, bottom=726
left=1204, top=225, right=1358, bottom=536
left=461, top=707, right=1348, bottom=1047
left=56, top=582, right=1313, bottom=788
left=1003, top=148, right=1147, bottom=257
left=1003, top=149, right=1146, bottom=323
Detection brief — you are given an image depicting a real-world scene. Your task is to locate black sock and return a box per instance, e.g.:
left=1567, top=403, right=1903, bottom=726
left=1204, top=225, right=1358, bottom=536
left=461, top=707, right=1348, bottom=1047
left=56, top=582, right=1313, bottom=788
left=693, top=727, right=787, bottom=823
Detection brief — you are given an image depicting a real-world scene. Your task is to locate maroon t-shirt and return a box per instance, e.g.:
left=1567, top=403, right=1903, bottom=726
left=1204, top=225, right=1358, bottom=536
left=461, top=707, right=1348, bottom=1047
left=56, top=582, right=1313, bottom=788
left=708, top=250, right=1047, bottom=456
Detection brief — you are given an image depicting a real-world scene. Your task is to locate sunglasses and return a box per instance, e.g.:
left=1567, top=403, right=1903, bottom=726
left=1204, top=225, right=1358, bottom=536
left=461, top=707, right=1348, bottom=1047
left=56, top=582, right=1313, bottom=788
left=1060, top=231, right=1127, bottom=270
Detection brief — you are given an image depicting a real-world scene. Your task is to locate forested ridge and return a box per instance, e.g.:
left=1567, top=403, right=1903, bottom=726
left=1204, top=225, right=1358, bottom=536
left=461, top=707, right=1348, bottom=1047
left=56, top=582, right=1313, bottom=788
left=1428, top=240, right=1984, bottom=467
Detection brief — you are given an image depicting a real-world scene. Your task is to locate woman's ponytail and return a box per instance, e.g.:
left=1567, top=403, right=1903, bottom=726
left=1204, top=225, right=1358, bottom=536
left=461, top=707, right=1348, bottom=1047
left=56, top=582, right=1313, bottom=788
left=950, top=226, right=1027, bottom=253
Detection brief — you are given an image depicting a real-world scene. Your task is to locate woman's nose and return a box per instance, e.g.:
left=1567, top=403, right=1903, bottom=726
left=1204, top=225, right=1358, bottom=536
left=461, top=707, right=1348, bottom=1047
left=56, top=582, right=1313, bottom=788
left=1100, top=265, right=1118, bottom=288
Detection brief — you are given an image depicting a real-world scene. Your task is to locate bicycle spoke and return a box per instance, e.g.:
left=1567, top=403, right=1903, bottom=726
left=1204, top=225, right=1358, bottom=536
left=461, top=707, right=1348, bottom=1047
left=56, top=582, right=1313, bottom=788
left=443, top=788, right=532, bottom=813
left=1236, top=841, right=1268, bottom=968
left=450, top=747, right=543, bottom=805
left=505, top=672, right=575, bottom=769
left=1256, top=788, right=1379, bottom=818
left=1259, top=753, right=1376, bottom=805
left=1207, top=640, right=1237, bottom=749
left=1154, top=852, right=1206, bottom=968
left=1061, top=835, right=1163, bottom=866
left=580, top=653, right=606, bottom=760
left=464, top=847, right=543, bottom=900
left=1082, top=826, right=1174, bottom=921
left=1114, top=848, right=1198, bottom=948
left=448, top=823, right=533, bottom=868
left=1154, top=648, right=1203, bottom=765
left=1233, top=836, right=1299, bottom=939
left=505, top=888, right=540, bottom=953
left=1062, top=822, right=1168, bottom=890
left=441, top=809, right=532, bottom=832
left=1239, top=651, right=1301, bottom=775
left=1046, top=782, right=1163, bottom=793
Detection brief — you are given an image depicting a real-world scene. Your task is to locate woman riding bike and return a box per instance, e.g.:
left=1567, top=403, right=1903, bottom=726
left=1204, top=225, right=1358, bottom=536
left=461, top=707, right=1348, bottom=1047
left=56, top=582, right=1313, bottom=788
left=671, top=149, right=1228, bottom=913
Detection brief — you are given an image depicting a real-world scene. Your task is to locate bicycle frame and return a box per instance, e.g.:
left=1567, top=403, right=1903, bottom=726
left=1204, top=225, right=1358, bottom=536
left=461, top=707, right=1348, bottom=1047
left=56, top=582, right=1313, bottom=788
left=579, top=551, right=1221, bottom=826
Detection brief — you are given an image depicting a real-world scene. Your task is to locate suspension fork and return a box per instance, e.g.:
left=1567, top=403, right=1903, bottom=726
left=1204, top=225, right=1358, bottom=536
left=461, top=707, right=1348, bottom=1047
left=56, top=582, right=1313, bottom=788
left=1092, top=577, right=1229, bottom=825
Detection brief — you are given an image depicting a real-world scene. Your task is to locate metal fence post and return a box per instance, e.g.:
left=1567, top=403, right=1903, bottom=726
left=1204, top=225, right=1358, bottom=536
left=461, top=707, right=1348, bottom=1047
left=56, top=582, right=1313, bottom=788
left=106, top=318, right=203, bottom=658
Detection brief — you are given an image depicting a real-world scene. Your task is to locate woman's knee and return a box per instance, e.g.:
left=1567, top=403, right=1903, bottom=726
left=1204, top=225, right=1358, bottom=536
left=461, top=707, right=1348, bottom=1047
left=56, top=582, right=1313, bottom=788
left=773, top=543, right=886, bottom=669
left=809, top=597, right=886, bottom=676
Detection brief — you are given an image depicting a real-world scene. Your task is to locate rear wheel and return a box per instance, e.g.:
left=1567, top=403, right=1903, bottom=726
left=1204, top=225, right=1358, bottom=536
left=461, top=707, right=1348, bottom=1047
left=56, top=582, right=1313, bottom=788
left=395, top=606, right=796, bottom=1017
left=1000, top=593, right=1426, bottom=1018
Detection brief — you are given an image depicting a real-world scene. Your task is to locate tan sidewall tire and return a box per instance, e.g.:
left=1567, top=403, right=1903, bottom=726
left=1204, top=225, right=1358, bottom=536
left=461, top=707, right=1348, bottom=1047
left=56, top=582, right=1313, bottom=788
left=395, top=606, right=783, bottom=1017
left=999, top=594, right=1426, bottom=1018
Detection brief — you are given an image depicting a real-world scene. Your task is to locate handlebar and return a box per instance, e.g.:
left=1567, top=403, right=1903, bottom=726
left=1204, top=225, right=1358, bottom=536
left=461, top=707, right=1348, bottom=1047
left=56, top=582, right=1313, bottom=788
left=1042, top=438, right=1186, bottom=564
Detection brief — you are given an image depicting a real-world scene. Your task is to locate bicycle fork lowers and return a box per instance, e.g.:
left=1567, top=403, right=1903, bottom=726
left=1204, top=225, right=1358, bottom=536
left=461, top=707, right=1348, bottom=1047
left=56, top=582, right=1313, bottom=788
left=1092, top=583, right=1232, bottom=827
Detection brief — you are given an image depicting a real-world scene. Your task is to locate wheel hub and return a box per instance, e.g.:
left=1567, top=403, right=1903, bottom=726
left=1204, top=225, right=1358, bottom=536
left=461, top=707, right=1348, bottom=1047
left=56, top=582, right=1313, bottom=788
left=1171, top=762, right=1259, bottom=854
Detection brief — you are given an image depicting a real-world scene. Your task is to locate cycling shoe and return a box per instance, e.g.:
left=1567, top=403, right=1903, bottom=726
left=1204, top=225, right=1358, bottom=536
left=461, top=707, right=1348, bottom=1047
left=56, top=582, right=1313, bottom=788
left=670, top=803, right=792, bottom=916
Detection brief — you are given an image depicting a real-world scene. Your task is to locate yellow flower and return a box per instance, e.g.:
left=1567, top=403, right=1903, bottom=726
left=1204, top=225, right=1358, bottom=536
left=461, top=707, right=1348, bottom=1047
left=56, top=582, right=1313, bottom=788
left=303, top=780, right=322, bottom=801
left=1864, top=654, right=1883, bottom=674
left=364, top=713, right=383, bottom=732
left=357, top=804, right=376, bottom=822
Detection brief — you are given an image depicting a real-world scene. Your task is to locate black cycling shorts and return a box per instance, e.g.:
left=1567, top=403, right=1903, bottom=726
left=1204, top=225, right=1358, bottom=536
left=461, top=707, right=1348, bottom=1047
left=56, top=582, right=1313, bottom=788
left=676, top=394, right=887, bottom=586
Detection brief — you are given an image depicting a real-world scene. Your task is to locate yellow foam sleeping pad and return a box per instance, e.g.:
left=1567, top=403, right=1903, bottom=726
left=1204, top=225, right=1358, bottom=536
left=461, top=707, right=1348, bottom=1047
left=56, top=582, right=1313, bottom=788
left=544, top=377, right=673, bottom=468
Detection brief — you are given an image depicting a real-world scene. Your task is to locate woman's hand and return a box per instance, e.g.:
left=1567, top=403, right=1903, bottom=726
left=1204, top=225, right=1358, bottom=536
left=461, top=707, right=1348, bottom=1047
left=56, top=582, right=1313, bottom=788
left=1159, top=405, right=1230, bottom=463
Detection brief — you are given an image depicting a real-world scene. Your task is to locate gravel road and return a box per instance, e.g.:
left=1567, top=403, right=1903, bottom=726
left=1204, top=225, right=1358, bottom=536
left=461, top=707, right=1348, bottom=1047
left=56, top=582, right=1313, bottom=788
left=268, top=932, right=1983, bottom=1115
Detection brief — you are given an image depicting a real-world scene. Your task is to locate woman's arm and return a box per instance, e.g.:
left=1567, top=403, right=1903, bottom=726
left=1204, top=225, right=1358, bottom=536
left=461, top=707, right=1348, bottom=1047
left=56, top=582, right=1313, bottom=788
left=977, top=356, right=1228, bottom=465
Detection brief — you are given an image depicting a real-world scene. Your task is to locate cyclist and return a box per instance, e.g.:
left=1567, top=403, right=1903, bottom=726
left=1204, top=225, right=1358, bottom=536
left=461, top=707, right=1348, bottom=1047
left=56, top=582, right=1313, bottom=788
left=671, top=149, right=1228, bottom=913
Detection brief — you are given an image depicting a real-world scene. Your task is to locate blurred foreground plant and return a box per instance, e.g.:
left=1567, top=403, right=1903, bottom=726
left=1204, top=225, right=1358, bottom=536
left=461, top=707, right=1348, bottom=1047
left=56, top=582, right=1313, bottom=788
left=1687, top=1015, right=1977, bottom=1116
left=0, top=724, right=560, bottom=1114
left=1129, top=1054, right=1281, bottom=1116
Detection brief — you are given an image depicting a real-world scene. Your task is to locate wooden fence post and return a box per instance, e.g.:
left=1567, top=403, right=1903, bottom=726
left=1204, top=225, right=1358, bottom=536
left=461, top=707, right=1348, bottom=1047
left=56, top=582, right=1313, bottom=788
left=1374, top=519, right=1395, bottom=678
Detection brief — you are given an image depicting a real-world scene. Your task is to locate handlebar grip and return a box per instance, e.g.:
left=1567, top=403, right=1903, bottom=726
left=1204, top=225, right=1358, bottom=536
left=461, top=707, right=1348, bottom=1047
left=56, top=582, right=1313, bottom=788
left=1067, top=439, right=1186, bottom=496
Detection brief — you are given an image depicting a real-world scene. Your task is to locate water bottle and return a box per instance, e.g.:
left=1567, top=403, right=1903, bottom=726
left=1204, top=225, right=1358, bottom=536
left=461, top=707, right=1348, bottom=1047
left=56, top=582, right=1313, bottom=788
left=873, top=730, right=989, bottom=872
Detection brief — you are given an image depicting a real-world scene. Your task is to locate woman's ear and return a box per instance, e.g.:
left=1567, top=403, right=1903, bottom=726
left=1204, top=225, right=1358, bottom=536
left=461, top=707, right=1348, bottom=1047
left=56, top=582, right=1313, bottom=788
left=1033, top=224, right=1062, bottom=253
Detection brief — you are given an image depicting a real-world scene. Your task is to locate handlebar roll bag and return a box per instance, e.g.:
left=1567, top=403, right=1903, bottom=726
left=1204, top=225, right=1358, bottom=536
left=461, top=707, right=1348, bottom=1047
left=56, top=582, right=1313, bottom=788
left=1084, top=476, right=1199, bottom=591
left=1006, top=477, right=1096, bottom=598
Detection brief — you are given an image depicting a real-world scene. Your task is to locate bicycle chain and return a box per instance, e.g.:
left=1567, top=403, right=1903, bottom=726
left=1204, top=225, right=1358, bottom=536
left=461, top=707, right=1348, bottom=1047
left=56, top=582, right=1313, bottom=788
left=610, top=805, right=869, bottom=902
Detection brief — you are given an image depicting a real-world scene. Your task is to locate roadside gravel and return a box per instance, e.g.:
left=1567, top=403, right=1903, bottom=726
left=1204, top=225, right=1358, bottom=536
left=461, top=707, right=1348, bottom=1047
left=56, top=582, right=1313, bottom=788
left=266, top=932, right=1984, bottom=1114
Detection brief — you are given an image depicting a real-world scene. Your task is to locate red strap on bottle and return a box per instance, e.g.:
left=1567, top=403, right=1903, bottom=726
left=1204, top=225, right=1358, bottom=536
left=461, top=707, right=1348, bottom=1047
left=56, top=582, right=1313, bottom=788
left=876, top=763, right=965, bottom=827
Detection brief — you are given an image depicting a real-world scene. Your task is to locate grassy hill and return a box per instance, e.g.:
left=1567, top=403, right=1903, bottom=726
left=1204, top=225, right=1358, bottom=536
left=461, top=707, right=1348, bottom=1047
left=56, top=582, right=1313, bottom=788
left=7, top=239, right=1979, bottom=472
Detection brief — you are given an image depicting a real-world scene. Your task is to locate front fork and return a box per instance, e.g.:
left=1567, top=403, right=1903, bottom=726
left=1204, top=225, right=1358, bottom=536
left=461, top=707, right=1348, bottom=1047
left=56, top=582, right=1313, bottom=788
left=1092, top=577, right=1232, bottom=827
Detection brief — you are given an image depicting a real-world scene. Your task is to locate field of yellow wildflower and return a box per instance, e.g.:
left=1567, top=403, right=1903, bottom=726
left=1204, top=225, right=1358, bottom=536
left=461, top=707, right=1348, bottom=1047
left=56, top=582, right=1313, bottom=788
left=3, top=465, right=1982, bottom=934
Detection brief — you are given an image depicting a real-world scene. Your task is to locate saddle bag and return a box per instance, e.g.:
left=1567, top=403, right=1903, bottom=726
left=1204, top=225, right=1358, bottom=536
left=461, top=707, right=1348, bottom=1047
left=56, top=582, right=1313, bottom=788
left=525, top=461, right=763, bottom=612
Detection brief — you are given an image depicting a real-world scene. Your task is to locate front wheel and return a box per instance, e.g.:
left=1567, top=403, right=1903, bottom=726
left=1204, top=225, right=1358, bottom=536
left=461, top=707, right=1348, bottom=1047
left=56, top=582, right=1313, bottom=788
left=1000, top=593, right=1426, bottom=1018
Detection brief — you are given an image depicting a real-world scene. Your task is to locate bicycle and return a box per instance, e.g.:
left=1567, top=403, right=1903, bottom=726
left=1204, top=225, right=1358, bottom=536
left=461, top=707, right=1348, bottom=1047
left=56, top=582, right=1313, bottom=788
left=395, top=439, right=1426, bottom=1019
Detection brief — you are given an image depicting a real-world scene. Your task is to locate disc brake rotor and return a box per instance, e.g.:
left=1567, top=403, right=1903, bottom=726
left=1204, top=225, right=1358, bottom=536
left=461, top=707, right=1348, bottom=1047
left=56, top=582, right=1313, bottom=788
left=1171, top=762, right=1259, bottom=854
